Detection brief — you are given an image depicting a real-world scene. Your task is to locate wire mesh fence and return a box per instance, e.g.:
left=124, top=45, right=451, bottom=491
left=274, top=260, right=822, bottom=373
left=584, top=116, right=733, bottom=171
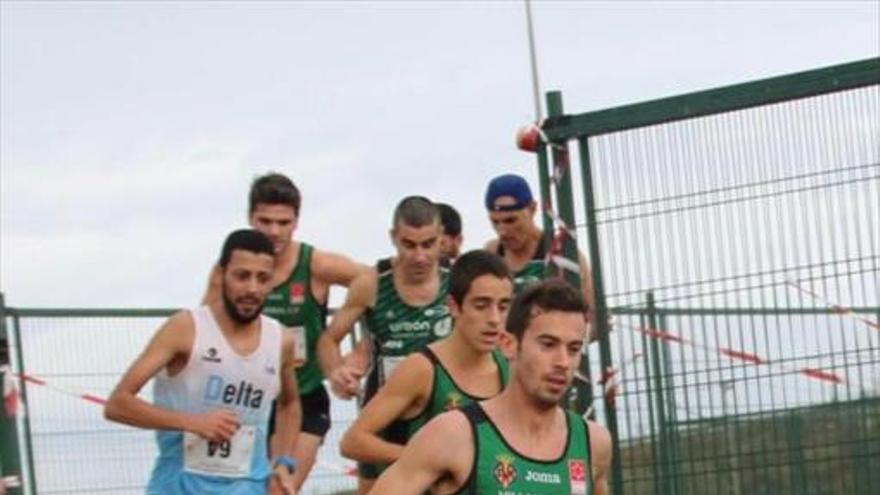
left=543, top=58, right=880, bottom=494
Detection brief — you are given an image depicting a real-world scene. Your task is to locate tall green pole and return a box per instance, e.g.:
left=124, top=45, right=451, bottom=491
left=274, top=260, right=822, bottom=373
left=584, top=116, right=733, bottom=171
left=576, top=132, right=623, bottom=495
left=544, top=91, right=594, bottom=416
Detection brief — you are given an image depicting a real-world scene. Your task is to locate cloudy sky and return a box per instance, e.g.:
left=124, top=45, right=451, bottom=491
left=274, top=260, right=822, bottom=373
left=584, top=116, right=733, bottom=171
left=2, top=0, right=878, bottom=308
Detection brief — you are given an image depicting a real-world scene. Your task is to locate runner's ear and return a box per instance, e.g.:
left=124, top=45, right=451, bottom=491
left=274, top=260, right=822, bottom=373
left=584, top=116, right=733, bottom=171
left=446, top=295, right=462, bottom=320
left=498, top=330, right=516, bottom=361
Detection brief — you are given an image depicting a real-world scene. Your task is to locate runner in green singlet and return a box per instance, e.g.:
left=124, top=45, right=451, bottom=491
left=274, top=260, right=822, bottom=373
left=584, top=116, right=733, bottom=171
left=338, top=250, right=513, bottom=470
left=202, top=173, right=367, bottom=491
left=482, top=174, right=595, bottom=321
left=369, top=279, right=613, bottom=495
left=317, top=196, right=452, bottom=495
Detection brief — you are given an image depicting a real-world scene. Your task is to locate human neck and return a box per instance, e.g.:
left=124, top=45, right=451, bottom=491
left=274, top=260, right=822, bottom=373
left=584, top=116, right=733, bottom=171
left=209, top=301, right=257, bottom=335
left=394, top=263, right=437, bottom=287
left=275, top=240, right=299, bottom=275
left=508, top=228, right=542, bottom=258
left=443, top=331, right=493, bottom=367
left=488, top=380, right=559, bottom=436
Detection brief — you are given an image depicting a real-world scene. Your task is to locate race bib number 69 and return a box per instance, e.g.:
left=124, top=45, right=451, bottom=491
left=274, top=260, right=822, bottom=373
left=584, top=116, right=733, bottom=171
left=183, top=425, right=256, bottom=477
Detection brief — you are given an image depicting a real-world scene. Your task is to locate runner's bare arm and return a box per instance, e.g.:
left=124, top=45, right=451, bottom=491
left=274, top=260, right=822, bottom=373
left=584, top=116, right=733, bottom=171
left=268, top=329, right=302, bottom=495
left=271, top=329, right=302, bottom=459
left=104, top=311, right=240, bottom=441
left=311, top=250, right=369, bottom=289
left=316, top=269, right=377, bottom=398
left=589, top=420, right=613, bottom=495
left=368, top=411, right=472, bottom=495
left=340, top=354, right=432, bottom=464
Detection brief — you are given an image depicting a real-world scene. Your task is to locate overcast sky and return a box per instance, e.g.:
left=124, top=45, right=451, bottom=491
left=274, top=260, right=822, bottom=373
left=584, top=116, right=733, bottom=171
left=2, top=0, right=878, bottom=308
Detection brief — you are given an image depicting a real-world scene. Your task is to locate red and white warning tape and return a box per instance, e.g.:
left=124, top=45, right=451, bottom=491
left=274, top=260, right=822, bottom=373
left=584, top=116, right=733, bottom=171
left=627, top=323, right=865, bottom=392
left=315, top=461, right=358, bottom=478
left=1, top=475, right=22, bottom=488
left=5, top=370, right=107, bottom=411
left=576, top=352, right=642, bottom=418
left=785, top=279, right=880, bottom=332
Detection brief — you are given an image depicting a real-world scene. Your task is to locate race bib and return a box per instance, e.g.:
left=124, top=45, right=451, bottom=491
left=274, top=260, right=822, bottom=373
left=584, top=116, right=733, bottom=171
left=183, top=425, right=256, bottom=477
left=380, top=356, right=405, bottom=384
left=291, top=326, right=307, bottom=363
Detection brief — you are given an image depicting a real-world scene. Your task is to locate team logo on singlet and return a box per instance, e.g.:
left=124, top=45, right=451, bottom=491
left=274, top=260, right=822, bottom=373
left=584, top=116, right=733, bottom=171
left=289, top=282, right=305, bottom=305
left=432, top=317, right=452, bottom=338
left=444, top=391, right=463, bottom=410
left=264, top=358, right=277, bottom=376
left=569, top=459, right=587, bottom=495
left=201, top=347, right=222, bottom=363
left=204, top=375, right=265, bottom=409
left=493, top=454, right=518, bottom=489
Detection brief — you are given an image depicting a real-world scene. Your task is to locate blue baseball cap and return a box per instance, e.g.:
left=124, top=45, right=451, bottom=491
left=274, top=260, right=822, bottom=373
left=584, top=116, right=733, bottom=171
left=484, top=174, right=534, bottom=211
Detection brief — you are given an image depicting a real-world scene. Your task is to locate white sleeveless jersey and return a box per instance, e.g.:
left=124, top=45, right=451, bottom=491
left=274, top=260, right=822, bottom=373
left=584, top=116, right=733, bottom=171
left=147, top=306, right=283, bottom=494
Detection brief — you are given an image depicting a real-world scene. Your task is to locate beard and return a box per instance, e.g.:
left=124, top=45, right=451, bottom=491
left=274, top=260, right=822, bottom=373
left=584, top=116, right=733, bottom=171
left=222, top=288, right=264, bottom=325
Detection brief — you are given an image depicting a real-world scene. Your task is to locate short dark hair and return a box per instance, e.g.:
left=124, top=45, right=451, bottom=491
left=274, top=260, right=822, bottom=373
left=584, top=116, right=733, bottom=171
left=248, top=172, right=301, bottom=215
left=506, top=279, right=587, bottom=340
left=218, top=229, right=275, bottom=267
left=449, top=250, right=511, bottom=305
left=392, top=196, right=439, bottom=230
left=436, top=202, right=462, bottom=237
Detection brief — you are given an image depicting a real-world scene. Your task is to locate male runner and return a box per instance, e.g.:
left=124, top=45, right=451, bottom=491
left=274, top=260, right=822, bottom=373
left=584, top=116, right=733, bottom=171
left=436, top=202, right=463, bottom=265
left=339, top=250, right=512, bottom=467
left=202, top=173, right=366, bottom=489
left=105, top=229, right=301, bottom=494
left=376, top=201, right=463, bottom=272
left=483, top=174, right=594, bottom=312
left=369, top=279, right=613, bottom=495
left=317, top=195, right=452, bottom=494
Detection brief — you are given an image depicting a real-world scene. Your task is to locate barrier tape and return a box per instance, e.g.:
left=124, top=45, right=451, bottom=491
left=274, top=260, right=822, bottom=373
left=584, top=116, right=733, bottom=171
left=13, top=372, right=107, bottom=406
left=1, top=475, right=22, bottom=488
left=625, top=322, right=864, bottom=392
left=785, top=279, right=879, bottom=332
left=575, top=352, right=642, bottom=418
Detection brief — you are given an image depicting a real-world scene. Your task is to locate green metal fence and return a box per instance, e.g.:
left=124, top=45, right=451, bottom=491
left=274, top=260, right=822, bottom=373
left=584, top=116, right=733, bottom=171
left=538, top=58, right=880, bottom=494
left=0, top=305, right=362, bottom=495
left=2, top=59, right=878, bottom=495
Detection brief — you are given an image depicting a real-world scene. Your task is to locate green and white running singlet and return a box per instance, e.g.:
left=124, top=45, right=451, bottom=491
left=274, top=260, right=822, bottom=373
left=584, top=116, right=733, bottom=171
left=456, top=403, right=594, bottom=495
left=406, top=347, right=509, bottom=438
left=261, top=243, right=327, bottom=395
left=364, top=267, right=452, bottom=387
left=358, top=266, right=453, bottom=479
left=496, top=239, right=548, bottom=295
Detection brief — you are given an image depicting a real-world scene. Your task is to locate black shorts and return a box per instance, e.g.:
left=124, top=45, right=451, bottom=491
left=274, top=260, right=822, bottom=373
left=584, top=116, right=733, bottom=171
left=268, top=384, right=332, bottom=439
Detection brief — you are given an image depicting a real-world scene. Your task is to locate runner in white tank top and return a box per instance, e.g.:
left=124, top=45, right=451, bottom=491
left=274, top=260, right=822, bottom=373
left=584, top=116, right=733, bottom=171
left=105, top=229, right=303, bottom=494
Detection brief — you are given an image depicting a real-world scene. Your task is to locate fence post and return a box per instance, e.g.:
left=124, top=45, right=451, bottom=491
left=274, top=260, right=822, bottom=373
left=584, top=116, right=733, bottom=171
left=544, top=91, right=595, bottom=418
left=784, top=410, right=808, bottom=494
left=574, top=129, right=622, bottom=494
left=646, top=292, right=672, bottom=495
left=659, top=314, right=681, bottom=493
left=0, top=293, right=24, bottom=495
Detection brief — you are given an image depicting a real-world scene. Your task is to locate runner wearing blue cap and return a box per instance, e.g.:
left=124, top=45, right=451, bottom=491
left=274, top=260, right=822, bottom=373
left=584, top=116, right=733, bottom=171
left=483, top=173, right=596, bottom=329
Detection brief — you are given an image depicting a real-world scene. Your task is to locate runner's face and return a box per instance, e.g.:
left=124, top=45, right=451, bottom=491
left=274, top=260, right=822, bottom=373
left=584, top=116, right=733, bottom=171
left=511, top=310, right=585, bottom=409
left=439, top=232, right=463, bottom=262
left=249, top=203, right=298, bottom=254
left=221, top=250, right=274, bottom=324
left=449, top=275, right=513, bottom=352
left=488, top=200, right=536, bottom=252
left=391, top=221, right=441, bottom=280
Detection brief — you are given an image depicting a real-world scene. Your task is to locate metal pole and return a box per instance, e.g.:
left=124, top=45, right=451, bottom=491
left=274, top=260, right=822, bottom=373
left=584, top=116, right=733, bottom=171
left=524, top=0, right=543, bottom=122
left=720, top=379, right=741, bottom=495
left=0, top=293, right=24, bottom=495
